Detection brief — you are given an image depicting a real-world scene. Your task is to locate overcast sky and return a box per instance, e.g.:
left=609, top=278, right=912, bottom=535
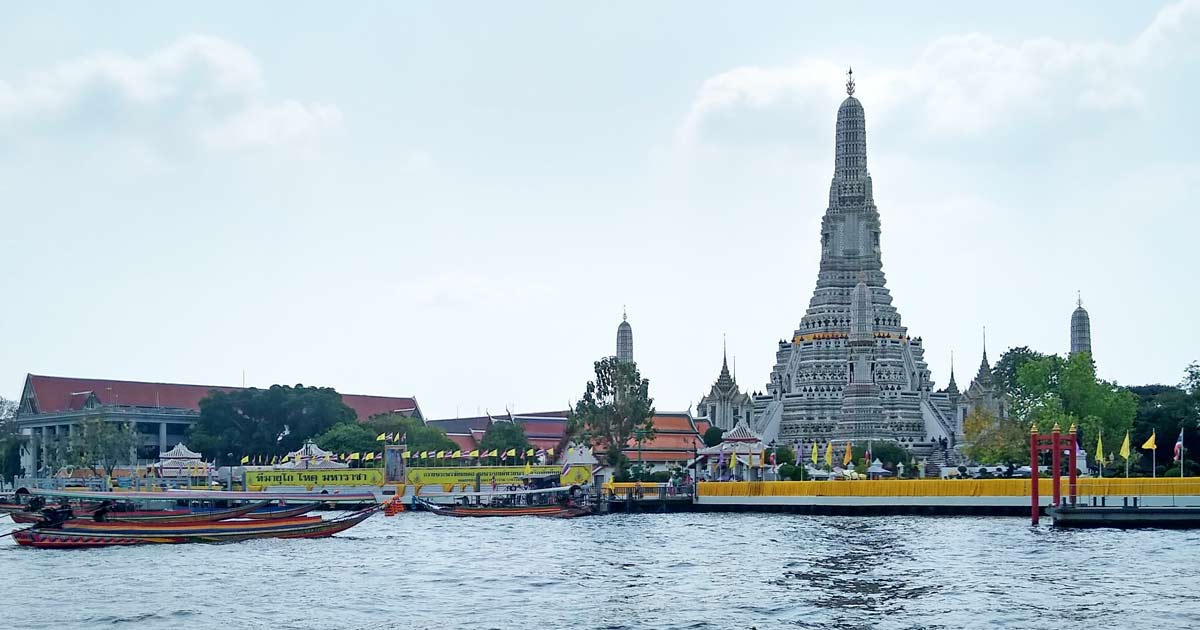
left=2, top=2, right=1198, bottom=418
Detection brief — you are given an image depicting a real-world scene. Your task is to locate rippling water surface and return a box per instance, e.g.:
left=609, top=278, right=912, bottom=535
left=2, top=512, right=1198, bottom=629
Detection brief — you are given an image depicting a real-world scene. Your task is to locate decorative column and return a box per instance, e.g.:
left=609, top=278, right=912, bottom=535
left=1030, top=426, right=1039, bottom=526
left=1051, top=423, right=1062, bottom=507
left=159, top=422, right=168, bottom=453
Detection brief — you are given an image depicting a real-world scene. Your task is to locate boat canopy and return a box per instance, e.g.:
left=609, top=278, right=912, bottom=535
left=29, top=488, right=377, bottom=503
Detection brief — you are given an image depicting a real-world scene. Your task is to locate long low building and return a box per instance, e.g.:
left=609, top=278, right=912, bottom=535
left=14, top=373, right=422, bottom=476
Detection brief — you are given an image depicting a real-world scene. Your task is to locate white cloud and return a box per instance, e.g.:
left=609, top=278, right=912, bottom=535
left=0, top=35, right=341, bottom=156
left=679, top=0, right=1200, bottom=143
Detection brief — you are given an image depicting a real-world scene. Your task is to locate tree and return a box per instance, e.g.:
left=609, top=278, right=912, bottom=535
left=702, top=426, right=725, bottom=447
left=1127, top=364, right=1200, bottom=473
left=0, top=396, right=23, bottom=482
left=992, top=346, right=1050, bottom=398
left=366, top=413, right=456, bottom=453
left=772, top=445, right=796, bottom=466
left=963, top=409, right=1028, bottom=464
left=1008, top=353, right=1137, bottom=467
left=568, top=357, right=656, bottom=468
left=189, top=384, right=357, bottom=463
left=479, top=421, right=532, bottom=456
left=315, top=422, right=379, bottom=455
left=70, top=418, right=137, bottom=477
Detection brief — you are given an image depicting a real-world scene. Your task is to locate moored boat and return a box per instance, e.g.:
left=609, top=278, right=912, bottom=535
left=420, top=501, right=591, bottom=518
left=11, top=506, right=378, bottom=548
left=415, top=485, right=594, bottom=518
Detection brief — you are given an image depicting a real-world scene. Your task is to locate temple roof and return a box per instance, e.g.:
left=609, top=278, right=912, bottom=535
left=159, top=443, right=201, bottom=460
left=19, top=374, right=421, bottom=421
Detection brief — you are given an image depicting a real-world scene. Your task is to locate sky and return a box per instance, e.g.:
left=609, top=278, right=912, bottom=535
left=2, top=1, right=1198, bottom=419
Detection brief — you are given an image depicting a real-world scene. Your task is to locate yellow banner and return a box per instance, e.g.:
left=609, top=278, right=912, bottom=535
left=245, top=468, right=385, bottom=490
left=406, top=465, right=591, bottom=490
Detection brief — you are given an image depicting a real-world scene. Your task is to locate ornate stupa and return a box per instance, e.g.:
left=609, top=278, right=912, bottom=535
left=738, top=69, right=958, bottom=450
left=616, top=309, right=633, bottom=363
left=1070, top=293, right=1092, bottom=358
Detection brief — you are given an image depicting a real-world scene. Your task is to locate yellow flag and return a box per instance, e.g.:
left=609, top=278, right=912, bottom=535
left=452, top=450, right=462, bottom=458
left=1142, top=430, right=1156, bottom=450
left=811, top=442, right=819, bottom=465
left=842, top=442, right=853, bottom=466
left=365, top=452, right=376, bottom=461
left=824, top=441, right=833, bottom=467
left=375, top=433, right=386, bottom=442
left=547, top=448, right=555, bottom=456
left=524, top=460, right=532, bottom=475
left=349, top=452, right=361, bottom=461
left=505, top=448, right=517, bottom=458
left=1095, top=433, right=1103, bottom=465
left=525, top=448, right=535, bottom=457
left=239, top=455, right=250, bottom=464
left=1119, top=432, right=1131, bottom=460
left=469, top=449, right=479, bottom=458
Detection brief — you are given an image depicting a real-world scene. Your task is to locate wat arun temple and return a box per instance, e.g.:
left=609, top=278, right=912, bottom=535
left=692, top=71, right=1038, bottom=463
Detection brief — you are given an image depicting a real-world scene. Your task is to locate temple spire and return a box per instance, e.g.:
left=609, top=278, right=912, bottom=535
left=846, top=67, right=855, bottom=96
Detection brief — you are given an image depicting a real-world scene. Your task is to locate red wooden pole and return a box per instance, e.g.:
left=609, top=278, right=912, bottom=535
left=1030, top=426, right=1040, bottom=525
left=1051, top=424, right=1062, bottom=508
left=1068, top=424, right=1078, bottom=506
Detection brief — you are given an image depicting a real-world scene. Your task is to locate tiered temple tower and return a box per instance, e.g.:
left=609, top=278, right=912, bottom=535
left=616, top=309, right=633, bottom=363
left=744, top=70, right=958, bottom=450
left=1070, top=294, right=1092, bottom=358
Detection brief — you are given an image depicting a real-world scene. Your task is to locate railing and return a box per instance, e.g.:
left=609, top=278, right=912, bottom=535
left=603, top=482, right=695, bottom=501
left=697, top=478, right=1200, bottom=498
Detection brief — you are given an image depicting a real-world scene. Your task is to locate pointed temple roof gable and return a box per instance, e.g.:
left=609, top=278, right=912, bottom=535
left=721, top=420, right=758, bottom=442
left=159, top=443, right=202, bottom=460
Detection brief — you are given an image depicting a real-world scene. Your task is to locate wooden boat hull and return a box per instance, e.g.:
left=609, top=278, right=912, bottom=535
left=244, top=503, right=319, bottom=519
left=9, top=508, right=192, bottom=524
left=420, top=500, right=591, bottom=518
left=12, top=508, right=377, bottom=548
left=105, top=500, right=272, bottom=523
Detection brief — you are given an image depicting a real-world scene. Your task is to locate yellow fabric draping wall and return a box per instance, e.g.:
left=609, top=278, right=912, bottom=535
left=698, top=478, right=1200, bottom=498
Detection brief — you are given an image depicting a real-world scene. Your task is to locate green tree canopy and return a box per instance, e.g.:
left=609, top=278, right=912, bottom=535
left=568, top=356, right=656, bottom=467
left=0, top=396, right=23, bottom=481
left=189, top=384, right=357, bottom=463
left=771, top=444, right=796, bottom=466
left=963, top=409, right=1028, bottom=464
left=70, top=418, right=137, bottom=476
left=315, top=422, right=379, bottom=455
left=702, top=426, right=725, bottom=447
left=365, top=413, right=457, bottom=453
left=479, top=421, right=532, bottom=455
left=992, top=346, right=1050, bottom=398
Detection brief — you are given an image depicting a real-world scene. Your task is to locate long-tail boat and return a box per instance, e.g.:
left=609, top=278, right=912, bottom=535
left=11, top=506, right=378, bottom=548
left=243, top=502, right=319, bottom=519
left=419, top=500, right=590, bottom=518
left=415, top=486, right=593, bottom=518
left=9, top=500, right=272, bottom=524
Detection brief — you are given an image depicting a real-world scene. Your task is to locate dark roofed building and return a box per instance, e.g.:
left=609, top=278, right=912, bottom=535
left=15, top=373, right=421, bottom=477
left=426, top=411, right=570, bottom=455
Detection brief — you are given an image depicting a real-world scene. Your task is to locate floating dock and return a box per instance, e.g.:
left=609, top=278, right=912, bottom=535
left=1050, top=505, right=1200, bottom=528
left=602, top=478, right=1200, bottom=518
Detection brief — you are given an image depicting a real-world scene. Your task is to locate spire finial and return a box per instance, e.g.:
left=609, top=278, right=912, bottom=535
left=846, top=67, right=855, bottom=96
left=1076, top=291, right=1082, bottom=308
left=623, top=305, right=627, bottom=321
left=951, top=350, right=955, bottom=375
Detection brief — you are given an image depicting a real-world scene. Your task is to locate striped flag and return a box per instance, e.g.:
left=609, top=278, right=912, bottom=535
left=1175, top=429, right=1185, bottom=463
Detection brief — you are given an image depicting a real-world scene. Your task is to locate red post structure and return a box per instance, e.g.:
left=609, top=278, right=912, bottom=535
left=1051, top=424, right=1062, bottom=508
left=1030, top=427, right=1040, bottom=525
left=1067, top=424, right=1078, bottom=506
left=1029, top=423, right=1074, bottom=525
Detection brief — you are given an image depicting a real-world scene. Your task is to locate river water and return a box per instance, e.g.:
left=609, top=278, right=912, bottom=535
left=2, top=512, right=1197, bottom=629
